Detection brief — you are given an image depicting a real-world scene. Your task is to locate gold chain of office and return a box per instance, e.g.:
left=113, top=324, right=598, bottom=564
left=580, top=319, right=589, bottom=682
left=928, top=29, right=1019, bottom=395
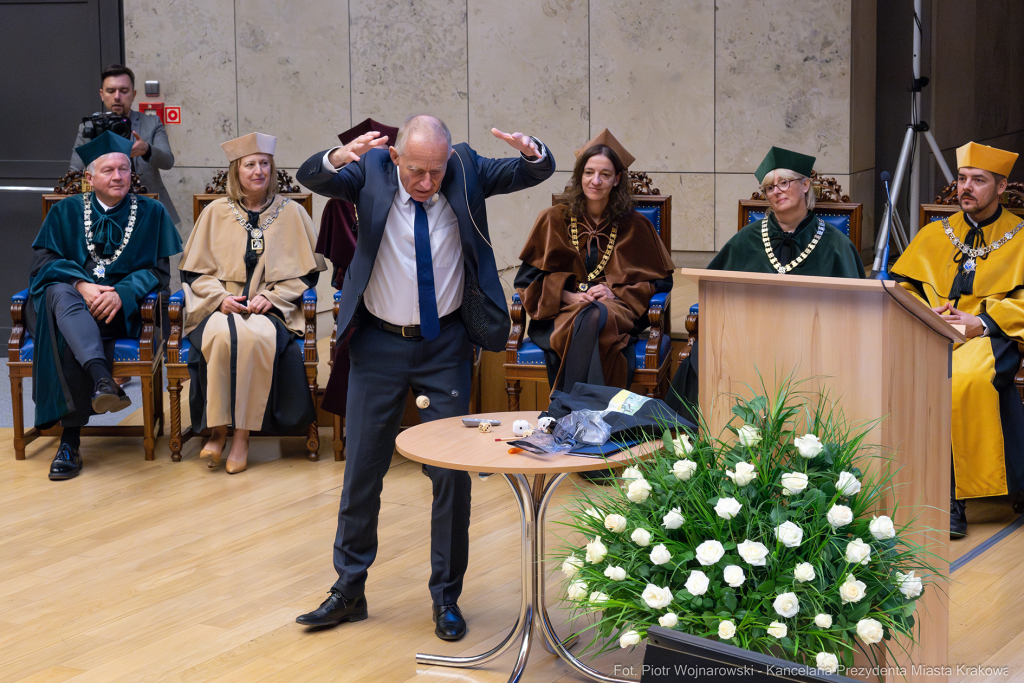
left=569, top=216, right=618, bottom=292
left=228, top=197, right=290, bottom=253
left=761, top=215, right=825, bottom=274
left=941, top=216, right=1024, bottom=273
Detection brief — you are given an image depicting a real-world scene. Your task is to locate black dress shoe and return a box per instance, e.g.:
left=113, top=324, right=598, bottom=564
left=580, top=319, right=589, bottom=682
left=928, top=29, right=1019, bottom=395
left=49, top=443, right=82, bottom=480
left=950, top=497, right=967, bottom=538
left=295, top=590, right=368, bottom=627
left=91, top=377, right=132, bottom=414
left=432, top=603, right=467, bottom=641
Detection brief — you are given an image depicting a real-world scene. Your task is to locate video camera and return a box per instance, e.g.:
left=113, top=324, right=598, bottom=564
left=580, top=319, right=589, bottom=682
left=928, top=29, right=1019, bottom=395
left=81, top=112, right=132, bottom=140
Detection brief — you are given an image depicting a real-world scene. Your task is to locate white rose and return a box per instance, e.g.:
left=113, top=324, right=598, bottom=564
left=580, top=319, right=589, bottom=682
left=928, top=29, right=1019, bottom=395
left=567, top=579, right=588, bottom=600
left=642, top=583, right=674, bottom=609
left=837, top=471, right=862, bottom=496
left=816, top=652, right=839, bottom=674
left=767, top=621, right=788, bottom=639
left=585, top=536, right=608, bottom=564
left=895, top=570, right=923, bottom=599
left=584, top=506, right=603, bottom=522
left=856, top=618, right=884, bottom=645
left=662, top=507, right=685, bottom=530
left=673, top=459, right=698, bottom=481
left=672, top=433, right=694, bottom=455
left=650, top=543, right=673, bottom=565
left=727, top=461, right=757, bottom=486
left=659, top=612, right=678, bottom=628
left=737, top=424, right=762, bottom=447
left=869, top=515, right=896, bottom=540
left=620, top=466, right=643, bottom=481
left=604, top=513, right=627, bottom=534
left=774, top=521, right=804, bottom=548
left=839, top=574, right=867, bottom=604
left=815, top=613, right=833, bottom=629
left=715, top=497, right=743, bottom=520
left=793, top=562, right=816, bottom=583
left=723, top=564, right=746, bottom=587
left=626, top=477, right=652, bottom=503
left=773, top=592, right=800, bottom=618
left=562, top=555, right=583, bottom=578
left=737, top=539, right=769, bottom=566
left=589, top=591, right=609, bottom=605
left=780, top=472, right=809, bottom=496
left=845, top=538, right=872, bottom=565
left=718, top=619, right=736, bottom=640
left=619, top=629, right=641, bottom=648
left=695, top=540, right=726, bottom=566
left=794, top=433, right=824, bottom=458
left=631, top=528, right=652, bottom=547
left=604, top=565, right=627, bottom=581
left=827, top=504, right=854, bottom=530
left=684, top=570, right=709, bottom=596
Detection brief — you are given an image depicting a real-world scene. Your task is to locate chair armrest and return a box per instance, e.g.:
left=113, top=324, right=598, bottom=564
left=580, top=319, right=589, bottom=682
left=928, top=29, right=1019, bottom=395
left=1017, top=342, right=1024, bottom=403
left=678, top=304, right=699, bottom=364
left=138, top=290, right=161, bottom=362
left=506, top=292, right=526, bottom=364
left=303, top=288, right=317, bottom=305
left=8, top=288, right=29, bottom=362
left=168, top=289, right=184, bottom=363
left=303, top=287, right=318, bottom=363
left=329, top=289, right=341, bottom=366
left=642, top=292, right=669, bottom=369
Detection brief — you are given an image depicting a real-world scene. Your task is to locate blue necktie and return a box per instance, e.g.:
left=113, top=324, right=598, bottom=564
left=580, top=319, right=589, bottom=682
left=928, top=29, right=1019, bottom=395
left=412, top=200, right=440, bottom=340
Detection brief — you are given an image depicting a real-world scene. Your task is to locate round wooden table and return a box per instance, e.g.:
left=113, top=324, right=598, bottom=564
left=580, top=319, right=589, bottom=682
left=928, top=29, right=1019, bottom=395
left=396, top=411, right=653, bottom=683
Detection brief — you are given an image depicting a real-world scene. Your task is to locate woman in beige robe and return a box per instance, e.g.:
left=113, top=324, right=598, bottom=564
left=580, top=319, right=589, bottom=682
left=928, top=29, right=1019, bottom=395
left=179, top=133, right=325, bottom=473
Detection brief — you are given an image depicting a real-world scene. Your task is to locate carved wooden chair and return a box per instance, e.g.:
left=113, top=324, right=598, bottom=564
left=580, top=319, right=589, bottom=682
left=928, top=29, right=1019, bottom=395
left=165, top=170, right=322, bottom=461
left=9, top=184, right=165, bottom=461
left=504, top=172, right=673, bottom=409
left=679, top=174, right=864, bottom=367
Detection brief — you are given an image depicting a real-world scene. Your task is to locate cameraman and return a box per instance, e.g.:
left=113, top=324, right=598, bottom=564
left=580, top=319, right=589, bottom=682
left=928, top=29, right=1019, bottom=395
left=69, top=64, right=179, bottom=226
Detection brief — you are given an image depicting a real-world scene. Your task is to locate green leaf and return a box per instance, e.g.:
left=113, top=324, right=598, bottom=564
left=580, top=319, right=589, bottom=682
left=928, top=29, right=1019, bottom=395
left=723, top=592, right=738, bottom=611
left=848, top=600, right=871, bottom=621
left=759, top=580, right=776, bottom=594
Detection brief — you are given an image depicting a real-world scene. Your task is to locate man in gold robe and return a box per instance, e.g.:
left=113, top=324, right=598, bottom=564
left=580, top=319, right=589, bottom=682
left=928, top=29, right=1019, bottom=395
left=892, top=142, right=1024, bottom=537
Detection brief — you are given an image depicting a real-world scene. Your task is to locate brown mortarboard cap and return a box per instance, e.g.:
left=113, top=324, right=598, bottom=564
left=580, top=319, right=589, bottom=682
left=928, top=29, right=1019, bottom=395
left=574, top=128, right=636, bottom=169
left=338, top=118, right=400, bottom=146
left=221, top=132, right=276, bottom=162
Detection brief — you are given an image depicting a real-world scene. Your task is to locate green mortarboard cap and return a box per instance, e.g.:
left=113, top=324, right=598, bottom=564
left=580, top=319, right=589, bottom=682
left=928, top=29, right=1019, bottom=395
left=754, top=146, right=816, bottom=183
left=76, top=131, right=133, bottom=168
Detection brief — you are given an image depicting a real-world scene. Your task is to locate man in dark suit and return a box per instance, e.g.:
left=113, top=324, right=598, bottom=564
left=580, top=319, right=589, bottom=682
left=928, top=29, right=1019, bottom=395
left=70, top=64, right=179, bottom=226
left=294, top=115, right=554, bottom=640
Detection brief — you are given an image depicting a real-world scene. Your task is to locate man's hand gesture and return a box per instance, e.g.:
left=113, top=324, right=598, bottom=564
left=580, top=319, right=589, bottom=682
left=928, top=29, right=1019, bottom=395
left=491, top=129, right=540, bottom=158
left=131, top=131, right=150, bottom=158
left=933, top=302, right=986, bottom=338
left=328, top=132, right=390, bottom=169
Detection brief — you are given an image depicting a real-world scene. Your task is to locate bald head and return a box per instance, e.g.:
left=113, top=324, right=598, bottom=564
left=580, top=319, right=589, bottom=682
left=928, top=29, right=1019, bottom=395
left=390, top=115, right=454, bottom=202
left=394, top=115, right=452, bottom=156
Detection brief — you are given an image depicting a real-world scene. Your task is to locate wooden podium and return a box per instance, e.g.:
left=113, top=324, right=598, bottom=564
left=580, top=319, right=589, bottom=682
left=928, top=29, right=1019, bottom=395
left=680, top=268, right=965, bottom=683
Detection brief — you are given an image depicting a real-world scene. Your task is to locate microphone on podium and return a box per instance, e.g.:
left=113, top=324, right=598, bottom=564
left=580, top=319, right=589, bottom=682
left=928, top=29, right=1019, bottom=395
left=871, top=171, right=895, bottom=280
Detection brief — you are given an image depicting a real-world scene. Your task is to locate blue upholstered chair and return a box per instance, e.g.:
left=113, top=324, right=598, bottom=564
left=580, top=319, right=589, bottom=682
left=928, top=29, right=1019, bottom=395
left=504, top=183, right=673, bottom=410
left=7, top=288, right=165, bottom=460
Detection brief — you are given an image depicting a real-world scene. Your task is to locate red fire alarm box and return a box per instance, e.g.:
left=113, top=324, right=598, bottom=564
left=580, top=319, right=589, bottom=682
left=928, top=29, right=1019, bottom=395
left=138, top=102, right=164, bottom=123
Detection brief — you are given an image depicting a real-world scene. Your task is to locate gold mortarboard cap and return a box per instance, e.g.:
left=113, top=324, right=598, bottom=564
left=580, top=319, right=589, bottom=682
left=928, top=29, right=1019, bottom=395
left=221, top=132, right=277, bottom=163
left=574, top=128, right=635, bottom=169
left=956, top=142, right=1017, bottom=177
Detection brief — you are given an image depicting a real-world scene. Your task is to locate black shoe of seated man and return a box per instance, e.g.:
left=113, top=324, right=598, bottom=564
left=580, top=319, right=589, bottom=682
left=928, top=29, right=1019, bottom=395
left=48, top=443, right=83, bottom=481
left=295, top=590, right=368, bottom=627
left=950, top=497, right=967, bottom=538
left=432, top=603, right=467, bottom=641
left=91, top=377, right=132, bottom=414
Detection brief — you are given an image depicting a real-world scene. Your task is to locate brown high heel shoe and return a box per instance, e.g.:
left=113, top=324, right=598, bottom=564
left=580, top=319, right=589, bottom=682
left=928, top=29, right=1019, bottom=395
left=200, top=427, right=227, bottom=468
left=225, top=430, right=249, bottom=474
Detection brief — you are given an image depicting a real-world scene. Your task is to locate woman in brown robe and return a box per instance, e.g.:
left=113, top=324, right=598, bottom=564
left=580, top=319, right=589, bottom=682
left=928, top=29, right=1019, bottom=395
left=515, top=130, right=674, bottom=394
left=179, top=132, right=325, bottom=473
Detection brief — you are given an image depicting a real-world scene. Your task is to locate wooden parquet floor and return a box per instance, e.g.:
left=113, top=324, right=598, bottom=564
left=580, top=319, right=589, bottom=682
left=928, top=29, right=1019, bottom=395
left=1, top=390, right=1023, bottom=682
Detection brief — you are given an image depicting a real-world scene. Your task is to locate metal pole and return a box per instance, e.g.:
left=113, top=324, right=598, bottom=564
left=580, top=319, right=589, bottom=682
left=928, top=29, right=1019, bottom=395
left=908, top=0, right=924, bottom=237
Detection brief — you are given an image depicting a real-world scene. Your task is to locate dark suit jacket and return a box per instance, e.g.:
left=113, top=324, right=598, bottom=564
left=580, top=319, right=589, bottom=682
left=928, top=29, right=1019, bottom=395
left=71, top=110, right=179, bottom=224
left=297, top=143, right=555, bottom=352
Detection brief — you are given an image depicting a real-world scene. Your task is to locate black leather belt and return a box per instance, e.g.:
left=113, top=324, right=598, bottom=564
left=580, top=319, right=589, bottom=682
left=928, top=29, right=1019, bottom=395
left=365, top=310, right=461, bottom=339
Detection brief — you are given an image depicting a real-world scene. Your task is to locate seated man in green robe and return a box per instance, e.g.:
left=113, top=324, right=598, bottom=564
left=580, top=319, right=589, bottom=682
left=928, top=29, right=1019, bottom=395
left=667, top=147, right=865, bottom=420
left=27, top=131, right=182, bottom=480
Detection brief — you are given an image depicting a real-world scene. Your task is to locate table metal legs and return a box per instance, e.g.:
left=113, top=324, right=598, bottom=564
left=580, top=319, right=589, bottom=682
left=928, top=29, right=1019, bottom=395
left=415, top=472, right=635, bottom=683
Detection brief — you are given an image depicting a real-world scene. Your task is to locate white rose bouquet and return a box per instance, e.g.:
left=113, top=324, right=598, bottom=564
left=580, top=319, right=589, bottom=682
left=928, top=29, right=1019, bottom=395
left=557, top=380, right=941, bottom=674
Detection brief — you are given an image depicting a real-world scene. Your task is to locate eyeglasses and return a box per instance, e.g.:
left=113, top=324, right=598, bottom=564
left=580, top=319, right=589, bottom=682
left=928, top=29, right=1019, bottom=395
left=763, top=178, right=800, bottom=195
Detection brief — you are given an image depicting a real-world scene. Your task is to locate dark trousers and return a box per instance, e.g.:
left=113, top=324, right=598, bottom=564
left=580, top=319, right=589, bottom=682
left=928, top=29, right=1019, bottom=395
left=332, top=318, right=473, bottom=605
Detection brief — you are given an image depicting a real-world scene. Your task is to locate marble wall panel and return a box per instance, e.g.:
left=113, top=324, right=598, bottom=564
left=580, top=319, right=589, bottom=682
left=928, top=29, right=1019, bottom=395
left=849, top=0, right=876, bottom=174
left=714, top=173, right=760, bottom=250
left=486, top=171, right=572, bottom=275
left=467, top=0, right=589, bottom=162
left=349, top=0, right=470, bottom=143
left=591, top=1, right=715, bottom=173
left=645, top=173, right=715, bottom=252
left=125, top=0, right=238, bottom=167
left=716, top=0, right=853, bottom=175
left=235, top=2, right=351, bottom=168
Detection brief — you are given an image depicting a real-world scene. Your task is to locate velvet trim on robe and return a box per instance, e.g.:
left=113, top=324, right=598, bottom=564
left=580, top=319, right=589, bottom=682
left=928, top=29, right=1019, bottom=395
left=28, top=193, right=181, bottom=426
left=708, top=211, right=866, bottom=278
left=892, top=207, right=1024, bottom=498
left=516, top=206, right=674, bottom=390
